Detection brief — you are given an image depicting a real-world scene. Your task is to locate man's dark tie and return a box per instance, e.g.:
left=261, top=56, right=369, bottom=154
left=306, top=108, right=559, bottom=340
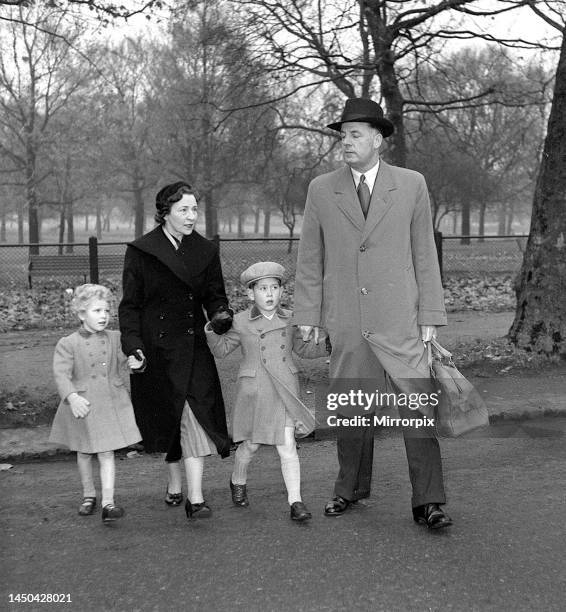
left=357, top=174, right=371, bottom=218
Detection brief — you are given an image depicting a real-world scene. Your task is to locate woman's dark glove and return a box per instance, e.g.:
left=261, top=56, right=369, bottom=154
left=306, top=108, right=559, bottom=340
left=210, top=309, right=233, bottom=335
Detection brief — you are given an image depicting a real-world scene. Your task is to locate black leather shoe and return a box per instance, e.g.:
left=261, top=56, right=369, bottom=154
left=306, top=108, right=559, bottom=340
left=185, top=499, right=212, bottom=519
left=324, top=495, right=352, bottom=517
left=165, top=490, right=183, bottom=506
left=290, top=501, right=312, bottom=522
left=230, top=480, right=249, bottom=507
left=412, top=503, right=452, bottom=529
left=78, top=496, right=96, bottom=516
left=102, top=503, right=124, bottom=523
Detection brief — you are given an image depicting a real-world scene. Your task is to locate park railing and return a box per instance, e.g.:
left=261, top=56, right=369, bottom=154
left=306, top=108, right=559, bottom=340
left=0, top=233, right=529, bottom=288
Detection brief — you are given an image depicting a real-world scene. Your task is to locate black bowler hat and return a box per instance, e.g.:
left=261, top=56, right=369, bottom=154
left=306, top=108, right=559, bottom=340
left=327, top=98, right=394, bottom=137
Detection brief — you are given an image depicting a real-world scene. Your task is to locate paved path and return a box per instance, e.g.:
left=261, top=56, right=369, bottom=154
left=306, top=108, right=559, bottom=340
left=2, top=419, right=566, bottom=611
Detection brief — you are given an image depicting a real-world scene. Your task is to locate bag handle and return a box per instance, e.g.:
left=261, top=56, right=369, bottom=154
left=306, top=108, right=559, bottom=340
left=426, top=337, right=454, bottom=368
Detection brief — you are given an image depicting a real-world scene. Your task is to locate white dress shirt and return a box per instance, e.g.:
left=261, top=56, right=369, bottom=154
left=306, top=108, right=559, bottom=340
left=350, top=160, right=380, bottom=194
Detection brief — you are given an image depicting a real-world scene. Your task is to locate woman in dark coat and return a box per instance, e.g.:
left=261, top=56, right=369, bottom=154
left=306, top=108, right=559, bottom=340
left=119, top=181, right=233, bottom=519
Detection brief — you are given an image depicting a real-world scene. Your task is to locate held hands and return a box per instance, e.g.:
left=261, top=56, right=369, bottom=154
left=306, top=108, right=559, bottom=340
left=67, top=393, right=90, bottom=419
left=420, top=325, right=437, bottom=343
left=299, top=325, right=320, bottom=345
left=210, top=309, right=234, bottom=335
left=128, top=349, right=146, bottom=370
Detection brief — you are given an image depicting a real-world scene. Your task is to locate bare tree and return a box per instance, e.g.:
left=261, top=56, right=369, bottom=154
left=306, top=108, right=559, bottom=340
left=232, top=0, right=555, bottom=167
left=0, top=4, right=92, bottom=251
left=510, top=9, right=566, bottom=355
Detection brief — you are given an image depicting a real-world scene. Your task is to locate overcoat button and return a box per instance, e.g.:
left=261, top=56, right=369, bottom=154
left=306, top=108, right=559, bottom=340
left=280, top=345, right=285, bottom=349
left=360, top=288, right=368, bottom=295
left=281, top=332, right=286, bottom=337
left=188, top=293, right=193, bottom=300
left=260, top=333, right=265, bottom=339
left=262, top=359, right=266, bottom=364
left=187, top=328, right=194, bottom=335
left=159, top=314, right=165, bottom=320
left=359, top=245, right=366, bottom=252
left=261, top=346, right=266, bottom=351
left=282, top=357, right=286, bottom=362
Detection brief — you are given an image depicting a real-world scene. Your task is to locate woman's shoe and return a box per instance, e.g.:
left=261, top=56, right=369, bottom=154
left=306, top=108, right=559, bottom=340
left=164, top=490, right=183, bottom=506
left=78, top=496, right=96, bottom=516
left=185, top=499, right=212, bottom=519
left=102, top=503, right=124, bottom=523
left=230, top=480, right=249, bottom=507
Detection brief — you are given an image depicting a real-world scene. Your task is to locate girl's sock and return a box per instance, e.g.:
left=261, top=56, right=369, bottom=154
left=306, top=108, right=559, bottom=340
left=77, top=452, right=96, bottom=498
left=232, top=440, right=259, bottom=485
left=98, top=451, right=115, bottom=507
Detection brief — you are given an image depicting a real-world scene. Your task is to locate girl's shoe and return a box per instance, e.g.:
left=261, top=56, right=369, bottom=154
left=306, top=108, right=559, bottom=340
left=165, top=490, right=183, bottom=506
left=78, top=497, right=97, bottom=516
left=102, top=503, right=124, bottom=523
left=185, top=499, right=212, bottom=519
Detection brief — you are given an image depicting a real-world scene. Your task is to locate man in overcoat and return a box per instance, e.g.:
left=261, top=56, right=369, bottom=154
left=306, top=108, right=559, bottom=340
left=293, top=98, right=452, bottom=528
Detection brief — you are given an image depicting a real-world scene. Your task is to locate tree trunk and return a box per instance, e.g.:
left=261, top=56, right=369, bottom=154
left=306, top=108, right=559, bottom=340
left=96, top=201, right=102, bottom=240
left=263, top=205, right=271, bottom=237
left=203, top=190, right=218, bottom=237
left=65, top=199, right=75, bottom=254
left=509, top=31, right=566, bottom=355
left=460, top=200, right=471, bottom=245
left=0, top=203, right=6, bottom=242
left=478, top=201, right=486, bottom=242
left=365, top=11, right=406, bottom=167
left=58, top=201, right=65, bottom=255
left=85, top=214, right=89, bottom=231
left=497, top=202, right=506, bottom=235
left=18, top=200, right=24, bottom=243
left=254, top=208, right=260, bottom=234
left=237, top=206, right=245, bottom=238
left=133, top=172, right=145, bottom=238
left=26, top=147, right=39, bottom=254
left=506, top=205, right=515, bottom=235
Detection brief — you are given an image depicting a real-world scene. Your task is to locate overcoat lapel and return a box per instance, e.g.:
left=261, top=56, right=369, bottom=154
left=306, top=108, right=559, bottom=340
left=362, top=161, right=397, bottom=242
left=128, top=226, right=205, bottom=289
left=332, top=167, right=365, bottom=232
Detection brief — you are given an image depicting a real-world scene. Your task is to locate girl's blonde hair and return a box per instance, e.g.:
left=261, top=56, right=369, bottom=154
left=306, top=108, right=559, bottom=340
left=70, top=284, right=113, bottom=316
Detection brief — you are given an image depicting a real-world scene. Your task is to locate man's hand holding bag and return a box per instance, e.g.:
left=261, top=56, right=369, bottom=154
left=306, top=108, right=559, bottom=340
left=427, top=338, right=489, bottom=437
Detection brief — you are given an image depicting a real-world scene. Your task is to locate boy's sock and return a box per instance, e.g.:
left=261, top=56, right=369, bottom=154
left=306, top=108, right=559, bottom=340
left=280, top=455, right=302, bottom=505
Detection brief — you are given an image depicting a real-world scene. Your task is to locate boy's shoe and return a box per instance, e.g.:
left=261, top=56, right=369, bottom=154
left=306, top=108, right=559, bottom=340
left=290, top=501, right=312, bottom=522
left=185, top=499, right=212, bottom=519
left=78, top=496, right=96, bottom=516
left=230, top=480, right=249, bottom=507
left=102, top=503, right=124, bottom=523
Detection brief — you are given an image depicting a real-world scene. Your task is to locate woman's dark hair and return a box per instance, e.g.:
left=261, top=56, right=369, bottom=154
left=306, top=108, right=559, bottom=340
left=154, top=181, right=201, bottom=225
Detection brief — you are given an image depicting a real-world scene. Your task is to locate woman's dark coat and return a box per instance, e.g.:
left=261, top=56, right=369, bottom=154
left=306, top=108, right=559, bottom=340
left=119, top=226, right=231, bottom=461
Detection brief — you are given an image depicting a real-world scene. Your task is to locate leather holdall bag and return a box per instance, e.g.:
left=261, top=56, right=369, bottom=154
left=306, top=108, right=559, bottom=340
left=427, top=338, right=489, bottom=437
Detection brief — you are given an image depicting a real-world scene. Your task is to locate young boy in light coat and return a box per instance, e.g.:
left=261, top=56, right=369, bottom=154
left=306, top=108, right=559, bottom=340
left=205, top=261, right=329, bottom=521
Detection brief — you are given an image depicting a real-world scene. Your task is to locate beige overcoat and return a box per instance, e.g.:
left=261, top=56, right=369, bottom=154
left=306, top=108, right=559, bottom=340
left=49, top=329, right=141, bottom=454
left=293, top=161, right=447, bottom=382
left=206, top=305, right=329, bottom=445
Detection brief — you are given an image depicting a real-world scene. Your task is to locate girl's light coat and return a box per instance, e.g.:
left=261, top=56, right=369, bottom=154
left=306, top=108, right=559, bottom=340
left=49, top=329, right=141, bottom=454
